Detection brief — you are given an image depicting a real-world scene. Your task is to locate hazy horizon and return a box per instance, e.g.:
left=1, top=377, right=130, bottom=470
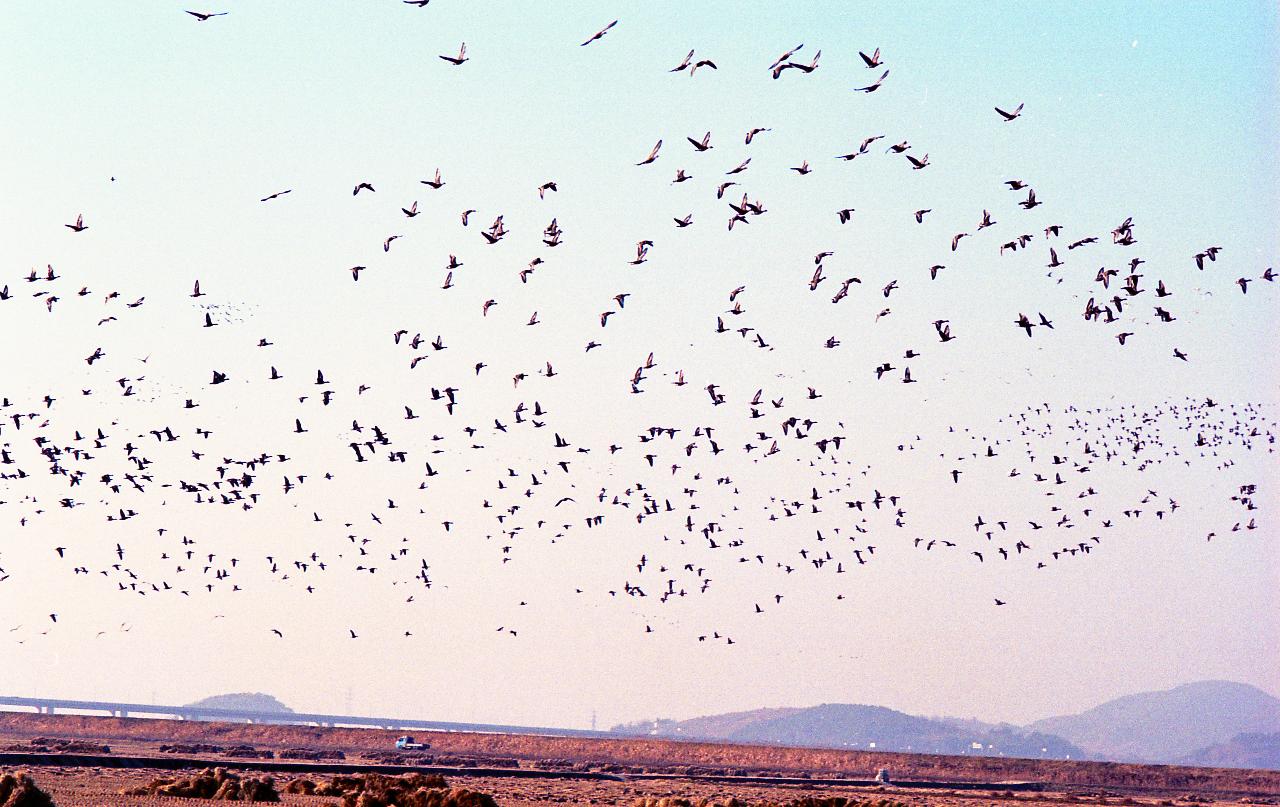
left=10, top=676, right=1279, bottom=732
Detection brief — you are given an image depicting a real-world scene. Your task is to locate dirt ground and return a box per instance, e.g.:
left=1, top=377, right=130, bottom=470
left=13, top=768, right=1278, bottom=807
left=2, top=711, right=1278, bottom=807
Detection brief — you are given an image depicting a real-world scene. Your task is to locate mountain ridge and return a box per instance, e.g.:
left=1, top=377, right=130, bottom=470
left=1029, top=680, right=1280, bottom=762
left=615, top=702, right=1085, bottom=760
left=184, top=692, right=294, bottom=713
left=614, top=680, right=1280, bottom=767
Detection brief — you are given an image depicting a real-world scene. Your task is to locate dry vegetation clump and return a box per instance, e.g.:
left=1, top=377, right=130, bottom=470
left=442, top=755, right=519, bottom=769
left=659, top=766, right=754, bottom=778
left=634, top=798, right=747, bottom=807
left=359, top=752, right=517, bottom=769
left=0, top=773, right=55, bottom=807
left=121, top=767, right=280, bottom=801
left=222, top=745, right=274, bottom=759
left=284, top=773, right=448, bottom=800
left=361, top=751, right=434, bottom=764
left=340, top=785, right=497, bottom=807
left=596, top=763, right=643, bottom=774
left=771, top=799, right=909, bottom=807
left=633, top=798, right=753, bottom=807
left=278, top=748, right=345, bottom=761
left=282, top=773, right=496, bottom=807
left=283, top=778, right=319, bottom=795
left=635, top=798, right=909, bottom=807
left=3, top=737, right=111, bottom=754
left=360, top=752, right=437, bottom=765
left=160, top=743, right=226, bottom=754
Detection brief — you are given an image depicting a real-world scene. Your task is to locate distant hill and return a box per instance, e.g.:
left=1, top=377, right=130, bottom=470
left=1184, top=732, right=1280, bottom=770
left=1028, top=681, right=1280, bottom=763
left=614, top=703, right=1084, bottom=759
left=653, top=707, right=805, bottom=741
left=184, top=693, right=294, bottom=713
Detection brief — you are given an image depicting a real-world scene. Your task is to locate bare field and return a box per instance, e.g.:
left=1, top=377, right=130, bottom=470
left=2, top=711, right=1278, bottom=806
left=10, top=768, right=1279, bottom=807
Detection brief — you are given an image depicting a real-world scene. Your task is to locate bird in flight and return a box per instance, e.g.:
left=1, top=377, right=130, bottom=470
left=65, top=214, right=88, bottom=232
left=636, top=139, right=662, bottom=166
left=1194, top=246, right=1223, bottom=270
left=768, top=43, right=805, bottom=78
left=671, top=50, right=717, bottom=76
left=439, top=43, right=468, bottom=65
left=688, top=131, right=713, bottom=152
left=995, top=102, right=1025, bottom=121
left=581, top=20, right=618, bottom=47
left=259, top=189, right=291, bottom=202
left=671, top=50, right=695, bottom=72
left=854, top=70, right=889, bottom=93
left=185, top=10, right=227, bottom=21
left=1015, top=313, right=1035, bottom=337
left=422, top=168, right=445, bottom=189
left=772, top=48, right=820, bottom=79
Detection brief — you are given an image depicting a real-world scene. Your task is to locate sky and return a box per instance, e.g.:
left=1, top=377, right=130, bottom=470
left=0, top=2, right=1277, bottom=732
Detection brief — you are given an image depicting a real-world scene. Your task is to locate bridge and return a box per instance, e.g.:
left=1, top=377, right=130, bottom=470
left=0, top=695, right=610, bottom=738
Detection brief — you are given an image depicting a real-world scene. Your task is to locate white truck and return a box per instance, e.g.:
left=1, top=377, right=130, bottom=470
left=395, top=735, right=427, bottom=751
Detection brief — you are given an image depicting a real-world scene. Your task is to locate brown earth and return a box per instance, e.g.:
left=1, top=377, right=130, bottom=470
left=7, top=768, right=1280, bottom=807
left=1, top=711, right=1278, bottom=802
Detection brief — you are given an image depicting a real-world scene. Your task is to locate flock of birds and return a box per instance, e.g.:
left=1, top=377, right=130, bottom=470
left=1, top=7, right=1275, bottom=650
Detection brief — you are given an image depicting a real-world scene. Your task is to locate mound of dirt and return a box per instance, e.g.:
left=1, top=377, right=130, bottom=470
left=0, top=773, right=55, bottom=807
left=122, top=767, right=280, bottom=801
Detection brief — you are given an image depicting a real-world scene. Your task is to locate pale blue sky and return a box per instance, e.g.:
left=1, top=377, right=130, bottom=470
left=0, top=3, right=1276, bottom=730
